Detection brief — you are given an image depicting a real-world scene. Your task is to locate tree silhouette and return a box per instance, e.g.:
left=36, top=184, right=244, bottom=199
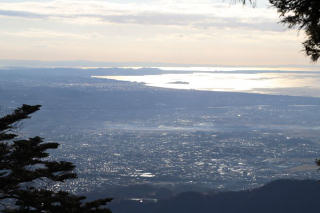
left=240, top=0, right=320, bottom=62
left=0, top=104, right=112, bottom=212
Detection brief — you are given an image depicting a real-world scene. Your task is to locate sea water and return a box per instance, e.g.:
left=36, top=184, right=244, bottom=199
left=93, top=66, right=320, bottom=97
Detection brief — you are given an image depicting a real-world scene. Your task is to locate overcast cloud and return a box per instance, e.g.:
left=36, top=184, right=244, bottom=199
left=0, top=0, right=310, bottom=66
left=0, top=0, right=281, bottom=30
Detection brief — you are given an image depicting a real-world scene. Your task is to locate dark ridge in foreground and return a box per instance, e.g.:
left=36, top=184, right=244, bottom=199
left=110, top=179, right=320, bottom=213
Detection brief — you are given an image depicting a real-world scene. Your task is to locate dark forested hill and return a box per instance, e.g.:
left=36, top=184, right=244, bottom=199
left=110, top=179, right=320, bottom=213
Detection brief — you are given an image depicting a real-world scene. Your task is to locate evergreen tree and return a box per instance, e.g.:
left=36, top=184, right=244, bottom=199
left=240, top=0, right=320, bottom=62
left=270, top=0, right=320, bottom=62
left=0, top=104, right=112, bottom=212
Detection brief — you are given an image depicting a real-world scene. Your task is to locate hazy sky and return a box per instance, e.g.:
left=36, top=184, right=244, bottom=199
left=0, top=0, right=314, bottom=66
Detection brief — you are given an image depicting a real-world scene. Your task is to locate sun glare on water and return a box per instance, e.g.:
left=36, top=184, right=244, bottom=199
left=92, top=67, right=320, bottom=97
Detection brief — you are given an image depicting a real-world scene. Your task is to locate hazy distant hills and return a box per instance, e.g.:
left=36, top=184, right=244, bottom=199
left=110, top=179, right=320, bottom=213
left=0, top=59, right=186, bottom=68
left=1, top=59, right=320, bottom=71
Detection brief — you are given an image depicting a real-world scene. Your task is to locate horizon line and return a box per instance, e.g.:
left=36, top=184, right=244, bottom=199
left=0, top=59, right=319, bottom=70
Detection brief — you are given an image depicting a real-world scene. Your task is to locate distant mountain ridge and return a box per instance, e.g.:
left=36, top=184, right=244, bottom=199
left=110, top=179, right=320, bottom=213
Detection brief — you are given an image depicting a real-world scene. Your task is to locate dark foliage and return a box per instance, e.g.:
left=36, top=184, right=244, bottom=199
left=269, top=0, right=320, bottom=62
left=241, top=0, right=320, bottom=62
left=0, top=105, right=112, bottom=212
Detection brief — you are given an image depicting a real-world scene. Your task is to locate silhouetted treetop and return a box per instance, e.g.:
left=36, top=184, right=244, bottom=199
left=239, top=0, right=320, bottom=62
left=270, top=0, right=320, bottom=62
left=0, top=105, right=112, bottom=212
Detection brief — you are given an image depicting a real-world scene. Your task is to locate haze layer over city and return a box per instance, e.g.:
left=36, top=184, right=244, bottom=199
left=2, top=66, right=320, bottom=196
